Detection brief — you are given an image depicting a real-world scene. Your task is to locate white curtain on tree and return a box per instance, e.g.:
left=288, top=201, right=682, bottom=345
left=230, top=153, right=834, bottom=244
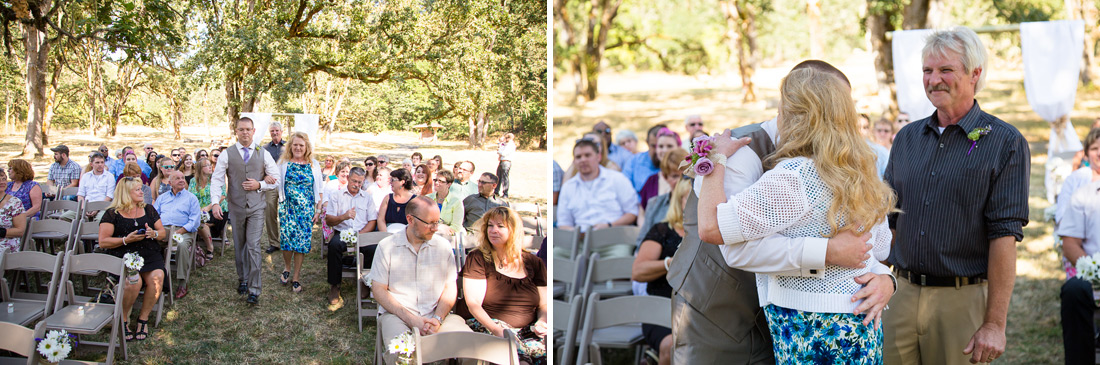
left=1021, top=20, right=1085, bottom=203
left=292, top=114, right=320, bottom=146
left=239, top=113, right=273, bottom=145
left=891, top=29, right=937, bottom=121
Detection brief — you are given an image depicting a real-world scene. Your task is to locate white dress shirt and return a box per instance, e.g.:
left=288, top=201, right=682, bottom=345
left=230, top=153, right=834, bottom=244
left=693, top=117, right=829, bottom=277
left=327, top=186, right=379, bottom=232
left=77, top=170, right=115, bottom=201
left=210, top=142, right=280, bottom=205
left=366, top=183, right=392, bottom=213
left=1057, top=180, right=1100, bottom=257
left=557, top=166, right=638, bottom=232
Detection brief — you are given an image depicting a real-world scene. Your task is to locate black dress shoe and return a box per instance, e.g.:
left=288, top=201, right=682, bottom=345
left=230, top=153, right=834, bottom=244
left=246, top=294, right=259, bottom=305
left=265, top=245, right=280, bottom=254
left=237, top=282, right=248, bottom=295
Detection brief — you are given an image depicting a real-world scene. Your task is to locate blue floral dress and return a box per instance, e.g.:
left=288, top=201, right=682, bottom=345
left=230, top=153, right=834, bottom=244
left=763, top=304, right=883, bottom=364
left=279, top=162, right=315, bottom=253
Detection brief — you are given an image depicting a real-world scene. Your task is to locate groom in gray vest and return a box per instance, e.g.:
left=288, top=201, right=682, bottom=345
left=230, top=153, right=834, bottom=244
left=210, top=117, right=281, bottom=305
left=666, top=60, right=889, bottom=363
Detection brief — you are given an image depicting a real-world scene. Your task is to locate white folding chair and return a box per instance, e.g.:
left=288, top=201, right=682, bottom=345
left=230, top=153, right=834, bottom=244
left=414, top=330, right=519, bottom=365
left=581, top=226, right=639, bottom=260
left=553, top=253, right=588, bottom=301
left=553, top=294, right=583, bottom=365
left=0, top=251, right=62, bottom=326
left=43, top=252, right=128, bottom=364
left=581, top=253, right=634, bottom=299
left=552, top=228, right=579, bottom=260
left=0, top=321, right=46, bottom=364
left=42, top=200, right=81, bottom=221
left=575, top=293, right=672, bottom=365
left=23, top=219, right=76, bottom=255
left=356, top=231, right=390, bottom=332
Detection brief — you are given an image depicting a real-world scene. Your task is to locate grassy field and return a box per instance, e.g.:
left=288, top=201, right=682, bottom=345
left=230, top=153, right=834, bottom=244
left=553, top=55, right=1100, bottom=363
left=0, top=128, right=548, bottom=364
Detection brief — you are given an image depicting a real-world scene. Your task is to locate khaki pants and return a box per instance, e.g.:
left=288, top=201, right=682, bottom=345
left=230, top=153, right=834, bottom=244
left=263, top=189, right=279, bottom=248
left=172, top=231, right=196, bottom=283
left=379, top=312, right=471, bottom=365
left=883, top=278, right=988, bottom=365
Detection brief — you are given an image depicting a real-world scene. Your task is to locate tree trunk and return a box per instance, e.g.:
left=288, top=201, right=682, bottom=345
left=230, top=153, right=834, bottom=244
left=1075, top=0, right=1099, bottom=85
left=226, top=78, right=240, bottom=136
left=721, top=0, right=759, bottom=103
left=903, top=0, right=931, bottom=30
left=867, top=2, right=899, bottom=116
left=579, top=0, right=623, bottom=101
left=21, top=20, right=48, bottom=157
left=807, top=0, right=823, bottom=59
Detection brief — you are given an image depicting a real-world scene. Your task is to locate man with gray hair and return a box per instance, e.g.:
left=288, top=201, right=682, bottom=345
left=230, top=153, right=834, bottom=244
left=883, top=27, right=1029, bottom=365
left=325, top=166, right=378, bottom=304
left=264, top=121, right=286, bottom=254
left=682, top=115, right=705, bottom=149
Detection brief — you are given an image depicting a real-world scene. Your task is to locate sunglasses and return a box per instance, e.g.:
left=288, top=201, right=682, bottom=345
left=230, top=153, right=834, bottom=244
left=365, top=162, right=374, bottom=166
left=171, top=154, right=180, bottom=157
left=688, top=122, right=704, bottom=127
left=163, top=165, right=176, bottom=169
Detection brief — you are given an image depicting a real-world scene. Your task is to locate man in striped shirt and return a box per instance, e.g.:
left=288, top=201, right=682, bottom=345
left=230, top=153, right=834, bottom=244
left=882, top=27, right=1030, bottom=365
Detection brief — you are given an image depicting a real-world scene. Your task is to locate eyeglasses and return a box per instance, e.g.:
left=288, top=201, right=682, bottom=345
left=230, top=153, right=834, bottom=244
left=433, top=179, right=450, bottom=184
left=409, top=214, right=439, bottom=228
left=477, top=180, right=493, bottom=185
left=595, top=127, right=610, bottom=134
left=687, top=122, right=704, bottom=127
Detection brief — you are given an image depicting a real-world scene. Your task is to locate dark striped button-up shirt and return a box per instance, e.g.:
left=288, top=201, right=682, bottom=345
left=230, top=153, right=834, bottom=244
left=884, top=101, right=1029, bottom=277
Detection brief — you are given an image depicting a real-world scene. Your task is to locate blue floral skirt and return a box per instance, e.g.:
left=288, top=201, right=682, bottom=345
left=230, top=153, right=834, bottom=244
left=763, top=304, right=882, bottom=364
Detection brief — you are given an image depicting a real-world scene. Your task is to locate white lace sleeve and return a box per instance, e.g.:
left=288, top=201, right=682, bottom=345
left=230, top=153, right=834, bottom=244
left=715, top=161, right=812, bottom=245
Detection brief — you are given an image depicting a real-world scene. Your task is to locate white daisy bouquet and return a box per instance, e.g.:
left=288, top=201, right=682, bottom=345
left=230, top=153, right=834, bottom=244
left=387, top=330, right=415, bottom=365
left=201, top=211, right=210, bottom=223
left=123, top=252, right=144, bottom=284
left=171, top=232, right=185, bottom=244
left=340, top=230, right=358, bottom=245
left=36, top=329, right=76, bottom=363
left=1076, top=253, right=1100, bottom=286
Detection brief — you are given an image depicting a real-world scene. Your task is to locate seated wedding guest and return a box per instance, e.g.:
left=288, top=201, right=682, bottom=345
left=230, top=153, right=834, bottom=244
left=189, top=158, right=228, bottom=261
left=116, top=152, right=151, bottom=185
left=150, top=155, right=176, bottom=201
left=460, top=206, right=547, bottom=365
left=194, top=149, right=209, bottom=164
left=450, top=160, right=478, bottom=200
left=367, top=166, right=393, bottom=214
left=6, top=159, right=42, bottom=219
left=0, top=166, right=28, bottom=253
left=363, top=156, right=380, bottom=184
left=594, top=121, right=633, bottom=169
left=1058, top=129, right=1100, bottom=362
left=557, top=139, right=638, bottom=232
left=66, top=152, right=115, bottom=222
left=369, top=197, right=470, bottom=365
left=322, top=155, right=336, bottom=180
left=401, top=158, right=414, bottom=173
left=414, top=164, right=433, bottom=196
left=635, top=151, right=688, bottom=248
left=377, top=155, right=390, bottom=168
left=858, top=113, right=889, bottom=177
left=47, top=144, right=81, bottom=199
left=427, top=170, right=464, bottom=236
left=682, top=115, right=705, bottom=148
left=145, top=151, right=160, bottom=180
left=615, top=129, right=639, bottom=155
left=121, top=162, right=154, bottom=206
left=179, top=154, right=195, bottom=184
left=325, top=167, right=378, bottom=305
left=153, top=171, right=201, bottom=299
left=98, top=177, right=167, bottom=342
left=564, top=132, right=620, bottom=180
left=638, top=129, right=686, bottom=211
left=631, top=178, right=691, bottom=365
left=378, top=168, right=417, bottom=232
left=622, top=125, right=667, bottom=192
left=411, top=152, right=423, bottom=167
left=428, top=155, right=443, bottom=174
left=873, top=117, right=895, bottom=151
left=552, top=161, right=562, bottom=206
left=462, top=173, right=509, bottom=230
left=322, top=161, right=352, bottom=241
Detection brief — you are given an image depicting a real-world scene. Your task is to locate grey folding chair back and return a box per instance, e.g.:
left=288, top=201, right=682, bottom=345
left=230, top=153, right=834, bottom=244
left=552, top=253, right=588, bottom=302
left=553, top=294, right=583, bottom=365
left=75, top=219, right=101, bottom=254
left=81, top=201, right=111, bottom=221
left=0, top=251, right=62, bottom=326
left=580, top=253, right=635, bottom=300
left=42, top=200, right=80, bottom=221
left=414, top=330, right=519, bottom=365
left=23, top=219, right=75, bottom=254
left=581, top=226, right=639, bottom=260
left=575, top=293, right=672, bottom=365
left=58, top=187, right=78, bottom=198
left=44, top=252, right=127, bottom=364
left=0, top=321, right=45, bottom=364
left=356, top=231, right=390, bottom=332
left=552, top=228, right=579, bottom=260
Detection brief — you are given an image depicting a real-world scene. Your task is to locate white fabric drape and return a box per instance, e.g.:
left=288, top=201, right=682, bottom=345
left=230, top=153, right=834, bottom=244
left=293, top=114, right=320, bottom=145
left=238, top=112, right=272, bottom=144
left=1022, top=20, right=1084, bottom=123
left=891, top=29, right=937, bottom=121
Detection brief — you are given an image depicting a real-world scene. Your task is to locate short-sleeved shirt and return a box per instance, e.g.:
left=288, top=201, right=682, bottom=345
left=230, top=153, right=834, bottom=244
left=461, top=251, right=546, bottom=328
left=642, top=222, right=682, bottom=298
left=557, top=166, right=639, bottom=232
left=367, top=228, right=456, bottom=317
left=48, top=160, right=82, bottom=188
left=327, top=187, right=378, bottom=232
left=100, top=205, right=166, bottom=273
left=885, top=101, right=1030, bottom=277
left=77, top=171, right=116, bottom=201
left=462, top=194, right=509, bottom=230
left=1057, top=180, right=1100, bottom=256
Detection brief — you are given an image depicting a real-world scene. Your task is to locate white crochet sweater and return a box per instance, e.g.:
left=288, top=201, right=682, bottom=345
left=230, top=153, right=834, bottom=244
left=716, top=157, right=893, bottom=314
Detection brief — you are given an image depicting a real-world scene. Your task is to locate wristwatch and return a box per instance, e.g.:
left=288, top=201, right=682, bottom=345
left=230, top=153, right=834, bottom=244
left=428, top=314, right=442, bottom=321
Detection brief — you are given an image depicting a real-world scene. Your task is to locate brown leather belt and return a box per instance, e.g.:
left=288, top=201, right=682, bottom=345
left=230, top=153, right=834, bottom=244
left=893, top=267, right=987, bottom=288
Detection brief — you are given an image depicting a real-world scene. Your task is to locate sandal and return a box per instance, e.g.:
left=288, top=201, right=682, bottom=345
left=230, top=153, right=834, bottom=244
left=133, top=319, right=149, bottom=341
left=123, top=321, right=134, bottom=341
left=292, top=281, right=302, bottom=293
left=280, top=271, right=291, bottom=285
left=204, top=249, right=214, bottom=261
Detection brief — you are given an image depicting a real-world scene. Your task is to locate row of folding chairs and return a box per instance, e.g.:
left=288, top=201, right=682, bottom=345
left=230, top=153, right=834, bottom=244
left=552, top=226, right=639, bottom=260
left=553, top=226, right=640, bottom=300
left=554, top=293, right=672, bottom=365
left=0, top=250, right=135, bottom=364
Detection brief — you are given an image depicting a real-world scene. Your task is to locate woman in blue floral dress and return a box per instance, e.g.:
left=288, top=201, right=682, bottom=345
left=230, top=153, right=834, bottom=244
left=277, top=132, right=324, bottom=293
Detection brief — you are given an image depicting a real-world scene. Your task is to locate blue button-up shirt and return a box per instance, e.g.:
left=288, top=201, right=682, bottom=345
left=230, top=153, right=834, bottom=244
left=108, top=159, right=152, bottom=179
left=621, top=151, right=659, bottom=192
left=607, top=144, right=634, bottom=170
left=153, top=188, right=202, bottom=233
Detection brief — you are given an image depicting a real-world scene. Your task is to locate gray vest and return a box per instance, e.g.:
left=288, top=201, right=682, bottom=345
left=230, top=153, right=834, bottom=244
left=666, top=122, right=776, bottom=342
left=226, top=145, right=267, bottom=213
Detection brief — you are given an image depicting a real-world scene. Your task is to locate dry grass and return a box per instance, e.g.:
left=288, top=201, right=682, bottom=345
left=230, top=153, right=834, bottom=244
left=553, top=57, right=1100, bottom=362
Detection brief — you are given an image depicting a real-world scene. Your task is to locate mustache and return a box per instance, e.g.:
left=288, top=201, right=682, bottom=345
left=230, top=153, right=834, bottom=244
left=927, top=84, right=949, bottom=92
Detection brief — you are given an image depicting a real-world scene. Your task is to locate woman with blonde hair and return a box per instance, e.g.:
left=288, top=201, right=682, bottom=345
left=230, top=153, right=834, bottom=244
left=98, top=177, right=167, bottom=342
left=631, top=177, right=692, bottom=365
left=276, top=132, right=324, bottom=292
left=698, top=67, right=897, bottom=362
left=461, top=206, right=546, bottom=365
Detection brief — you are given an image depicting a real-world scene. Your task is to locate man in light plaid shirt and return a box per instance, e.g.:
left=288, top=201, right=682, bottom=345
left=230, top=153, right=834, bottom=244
left=47, top=144, right=81, bottom=199
left=369, top=196, right=470, bottom=364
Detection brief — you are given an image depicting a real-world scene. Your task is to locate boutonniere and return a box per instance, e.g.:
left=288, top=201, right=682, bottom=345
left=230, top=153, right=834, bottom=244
left=966, top=124, right=992, bottom=155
